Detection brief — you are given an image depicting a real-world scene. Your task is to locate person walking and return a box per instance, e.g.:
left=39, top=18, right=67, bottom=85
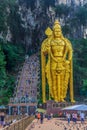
left=66, top=113, right=71, bottom=124
left=80, top=111, right=85, bottom=124
left=37, top=112, right=41, bottom=123
left=40, top=113, right=44, bottom=124
left=0, top=112, right=5, bottom=127
left=74, top=112, right=77, bottom=123
left=72, top=112, right=77, bottom=124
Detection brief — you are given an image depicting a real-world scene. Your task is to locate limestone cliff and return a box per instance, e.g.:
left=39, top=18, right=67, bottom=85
left=1, top=0, right=87, bottom=53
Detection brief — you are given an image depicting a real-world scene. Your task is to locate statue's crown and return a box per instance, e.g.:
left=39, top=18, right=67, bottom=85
left=54, top=20, right=60, bottom=25
left=53, top=19, right=61, bottom=30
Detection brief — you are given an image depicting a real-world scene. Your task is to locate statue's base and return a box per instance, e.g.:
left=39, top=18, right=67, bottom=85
left=46, top=100, right=76, bottom=114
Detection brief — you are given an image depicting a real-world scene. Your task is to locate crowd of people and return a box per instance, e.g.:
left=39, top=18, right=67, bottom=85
left=35, top=111, right=85, bottom=125
left=0, top=112, right=28, bottom=128
left=35, top=112, right=53, bottom=124
left=15, top=53, right=40, bottom=101
left=25, top=111, right=87, bottom=130
left=66, top=111, right=85, bottom=124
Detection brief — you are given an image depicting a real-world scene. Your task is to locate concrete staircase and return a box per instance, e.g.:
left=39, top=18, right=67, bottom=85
left=10, top=53, right=40, bottom=103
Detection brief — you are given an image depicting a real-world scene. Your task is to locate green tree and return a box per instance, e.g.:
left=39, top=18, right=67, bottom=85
left=0, top=40, right=25, bottom=105
left=0, top=45, right=7, bottom=104
left=0, top=0, right=8, bottom=34
left=72, top=39, right=87, bottom=98
left=0, top=45, right=6, bottom=87
left=2, top=42, right=25, bottom=71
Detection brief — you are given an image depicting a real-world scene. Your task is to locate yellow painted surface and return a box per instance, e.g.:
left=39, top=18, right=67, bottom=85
left=41, top=20, right=75, bottom=103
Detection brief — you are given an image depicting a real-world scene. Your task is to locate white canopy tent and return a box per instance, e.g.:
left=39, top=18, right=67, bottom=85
left=62, top=104, right=87, bottom=111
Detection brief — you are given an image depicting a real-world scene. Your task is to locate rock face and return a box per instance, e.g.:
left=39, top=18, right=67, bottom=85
left=55, top=0, right=86, bottom=6
left=3, top=0, right=87, bottom=52
left=17, top=0, right=87, bottom=45
left=15, top=0, right=50, bottom=53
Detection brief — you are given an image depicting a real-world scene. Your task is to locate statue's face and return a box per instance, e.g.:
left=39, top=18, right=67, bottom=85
left=54, top=28, right=62, bottom=38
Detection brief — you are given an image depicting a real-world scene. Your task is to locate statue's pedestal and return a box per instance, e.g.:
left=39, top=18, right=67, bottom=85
left=46, top=100, right=75, bottom=114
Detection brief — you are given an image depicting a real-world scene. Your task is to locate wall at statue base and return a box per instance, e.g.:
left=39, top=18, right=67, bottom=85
left=46, top=100, right=75, bottom=115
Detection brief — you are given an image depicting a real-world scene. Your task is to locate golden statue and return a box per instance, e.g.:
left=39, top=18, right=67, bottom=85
left=41, top=20, right=75, bottom=103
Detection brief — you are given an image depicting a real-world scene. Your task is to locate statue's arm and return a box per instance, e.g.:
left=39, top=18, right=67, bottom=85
left=41, top=39, right=48, bottom=55
left=64, top=39, right=75, bottom=102
left=41, top=40, right=47, bottom=103
left=68, top=44, right=73, bottom=61
left=64, top=38, right=73, bottom=61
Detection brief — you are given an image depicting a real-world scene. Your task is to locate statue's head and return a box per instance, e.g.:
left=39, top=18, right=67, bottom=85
left=53, top=20, right=62, bottom=38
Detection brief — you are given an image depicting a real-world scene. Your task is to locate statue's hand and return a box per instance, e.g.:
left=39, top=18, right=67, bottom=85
left=66, top=60, right=70, bottom=64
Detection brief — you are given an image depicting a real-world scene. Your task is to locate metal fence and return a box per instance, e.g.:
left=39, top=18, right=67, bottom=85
left=3, top=116, right=34, bottom=130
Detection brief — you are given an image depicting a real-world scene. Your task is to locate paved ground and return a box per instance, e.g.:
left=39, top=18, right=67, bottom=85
left=0, top=126, right=3, bottom=130
left=1, top=118, right=87, bottom=130
left=26, top=118, right=87, bottom=130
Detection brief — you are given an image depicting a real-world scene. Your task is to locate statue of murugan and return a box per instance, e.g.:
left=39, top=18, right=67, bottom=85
left=41, top=20, right=75, bottom=103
